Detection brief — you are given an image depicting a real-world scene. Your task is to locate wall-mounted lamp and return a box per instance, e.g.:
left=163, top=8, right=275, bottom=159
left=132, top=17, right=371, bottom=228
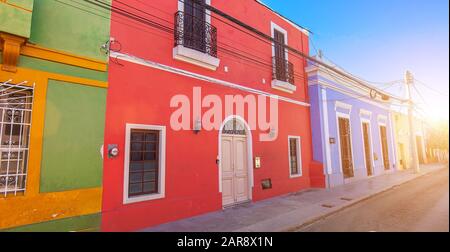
left=193, top=118, right=202, bottom=134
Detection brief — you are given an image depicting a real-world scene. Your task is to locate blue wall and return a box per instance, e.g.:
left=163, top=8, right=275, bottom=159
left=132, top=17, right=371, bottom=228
left=309, top=74, right=397, bottom=187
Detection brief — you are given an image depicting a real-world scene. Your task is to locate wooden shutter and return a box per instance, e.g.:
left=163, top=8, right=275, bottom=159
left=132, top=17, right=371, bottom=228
left=380, top=126, right=390, bottom=170
left=362, top=123, right=373, bottom=176
left=274, top=29, right=286, bottom=81
left=183, top=0, right=206, bottom=52
left=339, top=118, right=354, bottom=178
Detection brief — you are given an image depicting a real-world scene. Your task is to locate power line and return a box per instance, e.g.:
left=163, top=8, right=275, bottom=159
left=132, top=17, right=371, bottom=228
left=414, top=78, right=449, bottom=97
left=76, top=0, right=307, bottom=81
left=79, top=0, right=406, bottom=103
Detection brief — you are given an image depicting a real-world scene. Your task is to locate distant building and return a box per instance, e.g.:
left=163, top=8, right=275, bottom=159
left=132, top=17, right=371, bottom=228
left=307, top=57, right=398, bottom=188
left=392, top=112, right=428, bottom=170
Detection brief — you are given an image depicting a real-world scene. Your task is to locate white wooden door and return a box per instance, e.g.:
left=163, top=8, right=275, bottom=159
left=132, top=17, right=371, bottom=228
left=233, top=136, right=249, bottom=203
left=221, top=136, right=234, bottom=206
left=221, top=135, right=249, bottom=207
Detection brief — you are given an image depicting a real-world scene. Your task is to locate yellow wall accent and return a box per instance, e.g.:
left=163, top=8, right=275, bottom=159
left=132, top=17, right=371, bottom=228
left=20, top=43, right=108, bottom=72
left=0, top=0, right=33, bottom=12
left=0, top=188, right=102, bottom=229
left=0, top=65, right=106, bottom=230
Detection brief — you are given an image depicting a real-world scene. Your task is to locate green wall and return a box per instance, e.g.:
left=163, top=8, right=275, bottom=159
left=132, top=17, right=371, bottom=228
left=0, top=0, right=33, bottom=38
left=3, top=213, right=101, bottom=232
left=29, top=0, right=111, bottom=61
left=40, top=80, right=106, bottom=193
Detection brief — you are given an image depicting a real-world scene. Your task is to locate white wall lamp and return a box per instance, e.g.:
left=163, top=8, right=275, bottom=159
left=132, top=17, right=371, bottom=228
left=193, top=118, right=202, bottom=134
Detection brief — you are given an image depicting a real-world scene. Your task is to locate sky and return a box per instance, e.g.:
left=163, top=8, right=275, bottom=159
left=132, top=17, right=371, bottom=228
left=262, top=0, right=449, bottom=121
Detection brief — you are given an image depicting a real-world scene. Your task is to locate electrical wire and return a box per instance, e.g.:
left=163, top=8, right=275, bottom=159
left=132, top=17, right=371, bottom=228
left=414, top=78, right=449, bottom=97
left=62, top=0, right=308, bottom=81
left=78, top=0, right=407, bottom=103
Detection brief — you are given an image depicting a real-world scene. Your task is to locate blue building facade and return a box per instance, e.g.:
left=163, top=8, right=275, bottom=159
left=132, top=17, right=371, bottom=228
left=307, top=59, right=398, bottom=188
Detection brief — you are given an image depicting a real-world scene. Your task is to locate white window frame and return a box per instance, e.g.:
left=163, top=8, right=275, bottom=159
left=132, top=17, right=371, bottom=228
left=123, top=124, right=166, bottom=204
left=174, top=0, right=220, bottom=70
left=288, top=136, right=302, bottom=178
left=270, top=21, right=296, bottom=93
left=271, top=21, right=289, bottom=61
left=177, top=0, right=212, bottom=24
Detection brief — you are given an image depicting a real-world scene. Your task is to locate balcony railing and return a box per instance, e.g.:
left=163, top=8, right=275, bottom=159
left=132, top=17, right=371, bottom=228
left=272, top=57, right=295, bottom=85
left=174, top=11, right=218, bottom=58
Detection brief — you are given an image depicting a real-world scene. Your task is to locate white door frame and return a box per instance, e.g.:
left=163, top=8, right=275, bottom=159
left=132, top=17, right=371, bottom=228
left=218, top=115, right=254, bottom=204
left=335, top=112, right=355, bottom=178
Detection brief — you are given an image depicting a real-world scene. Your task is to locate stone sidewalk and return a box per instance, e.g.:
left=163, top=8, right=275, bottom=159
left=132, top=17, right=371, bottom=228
left=143, top=163, right=448, bottom=232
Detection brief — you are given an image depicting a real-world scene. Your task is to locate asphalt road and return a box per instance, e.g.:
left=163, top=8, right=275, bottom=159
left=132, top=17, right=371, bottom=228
left=298, top=167, right=449, bottom=232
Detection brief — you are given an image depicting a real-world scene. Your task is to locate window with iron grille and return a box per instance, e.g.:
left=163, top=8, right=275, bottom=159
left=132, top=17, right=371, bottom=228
left=124, top=124, right=166, bottom=204
left=272, top=25, right=295, bottom=85
left=174, top=0, right=217, bottom=57
left=0, top=82, right=34, bottom=197
left=288, top=136, right=302, bottom=177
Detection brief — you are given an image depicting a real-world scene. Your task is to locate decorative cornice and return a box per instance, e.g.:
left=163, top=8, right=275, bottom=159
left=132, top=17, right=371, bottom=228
left=359, top=109, right=372, bottom=117
left=335, top=101, right=352, bottom=111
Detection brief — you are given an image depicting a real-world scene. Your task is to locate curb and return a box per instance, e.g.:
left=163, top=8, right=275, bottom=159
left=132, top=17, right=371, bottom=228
left=283, top=165, right=448, bottom=232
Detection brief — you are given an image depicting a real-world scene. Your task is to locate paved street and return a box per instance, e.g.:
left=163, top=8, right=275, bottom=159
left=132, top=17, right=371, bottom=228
left=144, top=164, right=447, bottom=232
left=298, top=167, right=449, bottom=232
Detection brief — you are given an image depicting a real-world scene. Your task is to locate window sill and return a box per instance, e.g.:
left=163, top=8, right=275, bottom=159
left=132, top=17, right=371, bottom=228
left=123, top=192, right=165, bottom=205
left=271, top=79, right=296, bottom=93
left=173, top=45, right=220, bottom=71
left=289, top=174, right=302, bottom=179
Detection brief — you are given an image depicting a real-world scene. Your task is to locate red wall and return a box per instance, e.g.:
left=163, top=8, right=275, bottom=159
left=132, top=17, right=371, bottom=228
left=102, top=0, right=320, bottom=232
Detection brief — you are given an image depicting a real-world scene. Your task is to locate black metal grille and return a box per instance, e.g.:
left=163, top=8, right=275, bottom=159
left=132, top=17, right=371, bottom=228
left=174, top=11, right=218, bottom=58
left=272, top=57, right=295, bottom=85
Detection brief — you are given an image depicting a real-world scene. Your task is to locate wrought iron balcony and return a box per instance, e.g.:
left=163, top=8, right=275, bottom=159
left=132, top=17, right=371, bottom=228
left=174, top=11, right=218, bottom=58
left=272, top=57, right=295, bottom=85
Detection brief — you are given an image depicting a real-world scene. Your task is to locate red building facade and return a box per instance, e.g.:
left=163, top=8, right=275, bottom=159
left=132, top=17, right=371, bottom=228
left=102, top=0, right=324, bottom=231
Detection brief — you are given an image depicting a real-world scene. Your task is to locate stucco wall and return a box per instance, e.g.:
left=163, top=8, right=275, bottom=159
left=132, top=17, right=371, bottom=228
left=309, top=75, right=398, bottom=187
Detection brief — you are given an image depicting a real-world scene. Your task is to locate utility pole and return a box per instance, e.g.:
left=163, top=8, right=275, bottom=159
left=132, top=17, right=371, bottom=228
left=405, top=71, right=420, bottom=173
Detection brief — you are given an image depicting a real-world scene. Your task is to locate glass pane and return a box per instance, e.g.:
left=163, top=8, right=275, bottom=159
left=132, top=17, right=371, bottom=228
left=144, top=172, right=156, bottom=182
left=143, top=182, right=156, bottom=193
left=6, top=176, right=16, bottom=186
left=130, top=152, right=142, bottom=161
left=130, top=162, right=144, bottom=172
left=0, top=176, right=5, bottom=188
left=144, top=161, right=157, bottom=172
left=144, top=152, right=156, bottom=161
left=129, top=183, right=142, bottom=194
left=0, top=162, right=8, bottom=175
left=131, top=142, right=143, bottom=151
left=131, top=132, right=144, bottom=141
left=129, top=172, right=143, bottom=183
left=145, top=143, right=156, bottom=151
left=145, top=133, right=157, bottom=141
left=16, top=175, right=26, bottom=190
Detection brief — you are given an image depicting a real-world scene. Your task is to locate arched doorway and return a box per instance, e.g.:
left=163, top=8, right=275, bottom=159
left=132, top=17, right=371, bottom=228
left=218, top=116, right=253, bottom=207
